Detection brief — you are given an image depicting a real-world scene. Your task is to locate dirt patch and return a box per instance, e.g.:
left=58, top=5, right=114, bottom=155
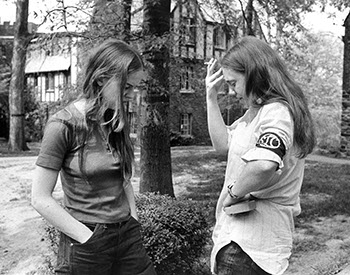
left=285, top=215, right=350, bottom=275
left=0, top=157, right=55, bottom=275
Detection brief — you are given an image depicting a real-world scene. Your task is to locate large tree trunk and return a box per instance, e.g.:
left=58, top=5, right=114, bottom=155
left=140, top=0, right=174, bottom=196
left=8, top=0, right=30, bottom=151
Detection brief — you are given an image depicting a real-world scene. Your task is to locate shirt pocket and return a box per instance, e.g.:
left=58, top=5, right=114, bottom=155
left=229, top=123, right=255, bottom=156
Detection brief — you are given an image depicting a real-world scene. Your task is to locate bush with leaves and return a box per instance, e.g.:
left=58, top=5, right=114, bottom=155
left=43, top=192, right=210, bottom=274
left=170, top=131, right=195, bottom=146
left=136, top=192, right=210, bottom=275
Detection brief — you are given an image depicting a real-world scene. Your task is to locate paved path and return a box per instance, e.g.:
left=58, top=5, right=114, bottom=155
left=306, top=153, right=350, bottom=165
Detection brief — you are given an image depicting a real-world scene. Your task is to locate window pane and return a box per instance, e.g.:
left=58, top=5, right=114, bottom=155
left=180, top=113, right=192, bottom=135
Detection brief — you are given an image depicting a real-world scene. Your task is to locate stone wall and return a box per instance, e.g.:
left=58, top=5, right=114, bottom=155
left=341, top=12, right=350, bottom=156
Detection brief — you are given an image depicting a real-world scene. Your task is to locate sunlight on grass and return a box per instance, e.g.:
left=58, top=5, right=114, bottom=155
left=297, top=162, right=350, bottom=222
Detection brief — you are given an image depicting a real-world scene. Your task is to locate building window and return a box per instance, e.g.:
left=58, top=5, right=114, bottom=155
left=182, top=17, right=196, bottom=45
left=180, top=66, right=194, bottom=92
left=34, top=75, right=38, bottom=88
left=45, top=73, right=55, bottom=92
left=180, top=113, right=192, bottom=136
left=214, top=27, right=225, bottom=49
left=45, top=73, right=55, bottom=102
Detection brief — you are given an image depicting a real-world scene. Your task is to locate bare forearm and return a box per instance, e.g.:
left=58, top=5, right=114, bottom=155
left=232, top=161, right=277, bottom=197
left=222, top=161, right=277, bottom=207
left=31, top=166, right=93, bottom=243
left=207, top=98, right=228, bottom=154
left=32, top=196, right=93, bottom=243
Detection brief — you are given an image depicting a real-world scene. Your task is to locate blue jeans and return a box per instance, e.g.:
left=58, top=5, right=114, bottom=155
left=55, top=216, right=156, bottom=275
left=216, top=242, right=270, bottom=275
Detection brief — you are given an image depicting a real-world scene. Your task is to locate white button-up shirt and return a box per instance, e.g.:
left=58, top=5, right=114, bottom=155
left=211, top=102, right=305, bottom=275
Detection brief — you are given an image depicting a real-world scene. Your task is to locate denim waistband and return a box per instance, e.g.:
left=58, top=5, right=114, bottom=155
left=83, top=216, right=131, bottom=230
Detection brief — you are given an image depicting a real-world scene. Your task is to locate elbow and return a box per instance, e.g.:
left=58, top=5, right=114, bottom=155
left=31, top=193, right=46, bottom=212
left=31, top=194, right=40, bottom=211
left=214, top=147, right=228, bottom=155
left=212, top=143, right=228, bottom=155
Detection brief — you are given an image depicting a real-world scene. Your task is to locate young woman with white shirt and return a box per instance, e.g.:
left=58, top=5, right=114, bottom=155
left=206, top=36, right=315, bottom=275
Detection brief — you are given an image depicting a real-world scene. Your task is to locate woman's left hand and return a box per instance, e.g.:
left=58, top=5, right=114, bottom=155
left=222, top=194, right=244, bottom=207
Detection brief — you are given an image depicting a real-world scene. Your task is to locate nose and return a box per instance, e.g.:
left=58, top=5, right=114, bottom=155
left=229, top=87, right=236, bottom=96
left=123, top=88, right=135, bottom=101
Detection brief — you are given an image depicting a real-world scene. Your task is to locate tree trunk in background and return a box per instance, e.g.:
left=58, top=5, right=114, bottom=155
left=340, top=11, right=350, bottom=156
left=140, top=0, right=174, bottom=196
left=245, top=0, right=255, bottom=36
left=8, top=0, right=30, bottom=151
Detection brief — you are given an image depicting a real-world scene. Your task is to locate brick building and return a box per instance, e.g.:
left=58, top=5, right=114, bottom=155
left=341, top=12, right=350, bottom=156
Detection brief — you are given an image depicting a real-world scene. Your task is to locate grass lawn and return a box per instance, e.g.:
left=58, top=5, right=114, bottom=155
left=0, top=138, right=40, bottom=157
left=171, top=149, right=350, bottom=225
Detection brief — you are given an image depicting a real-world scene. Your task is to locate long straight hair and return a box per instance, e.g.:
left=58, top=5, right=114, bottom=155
left=221, top=36, right=315, bottom=158
left=80, top=39, right=144, bottom=179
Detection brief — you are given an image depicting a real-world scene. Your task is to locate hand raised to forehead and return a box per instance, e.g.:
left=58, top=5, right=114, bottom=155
left=205, top=58, right=224, bottom=99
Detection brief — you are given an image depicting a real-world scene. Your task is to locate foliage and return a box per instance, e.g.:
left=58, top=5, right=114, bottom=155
left=326, top=0, right=350, bottom=10
left=282, top=31, right=343, bottom=151
left=23, top=86, right=44, bottom=141
left=170, top=131, right=195, bottom=146
left=0, top=64, right=10, bottom=139
left=135, top=192, right=210, bottom=275
left=0, top=81, right=45, bottom=142
left=311, top=108, right=341, bottom=153
left=286, top=32, right=343, bottom=108
left=42, top=192, right=210, bottom=275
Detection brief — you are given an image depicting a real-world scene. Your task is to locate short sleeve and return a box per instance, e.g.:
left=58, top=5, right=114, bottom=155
left=35, top=119, right=71, bottom=171
left=242, top=103, right=293, bottom=169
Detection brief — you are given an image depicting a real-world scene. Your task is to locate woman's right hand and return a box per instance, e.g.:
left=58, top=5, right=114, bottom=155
left=77, top=227, right=94, bottom=244
left=205, top=58, right=224, bottom=100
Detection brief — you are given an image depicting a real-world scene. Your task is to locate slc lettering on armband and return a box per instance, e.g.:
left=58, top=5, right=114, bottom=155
left=256, top=132, right=286, bottom=159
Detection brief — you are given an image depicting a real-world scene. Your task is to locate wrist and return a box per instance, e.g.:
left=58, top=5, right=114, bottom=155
left=227, top=181, right=242, bottom=199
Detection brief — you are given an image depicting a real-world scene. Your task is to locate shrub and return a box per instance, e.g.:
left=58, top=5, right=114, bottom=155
left=170, top=131, right=195, bottom=146
left=44, top=192, right=210, bottom=275
left=136, top=192, right=210, bottom=275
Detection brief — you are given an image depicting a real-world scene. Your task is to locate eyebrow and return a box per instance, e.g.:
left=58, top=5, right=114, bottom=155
left=226, top=80, right=237, bottom=86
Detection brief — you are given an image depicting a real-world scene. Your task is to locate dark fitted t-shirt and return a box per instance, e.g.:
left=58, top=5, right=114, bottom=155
left=36, top=103, right=130, bottom=224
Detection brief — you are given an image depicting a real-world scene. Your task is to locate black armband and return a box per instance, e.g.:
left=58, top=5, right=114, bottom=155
left=256, top=132, right=286, bottom=159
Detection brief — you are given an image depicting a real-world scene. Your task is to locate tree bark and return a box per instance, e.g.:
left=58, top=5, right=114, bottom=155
left=140, top=0, right=174, bottom=196
left=90, top=0, right=132, bottom=42
left=8, top=0, right=30, bottom=151
left=245, top=0, right=255, bottom=36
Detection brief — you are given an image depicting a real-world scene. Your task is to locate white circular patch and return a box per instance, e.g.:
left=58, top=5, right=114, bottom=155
left=257, top=133, right=281, bottom=149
